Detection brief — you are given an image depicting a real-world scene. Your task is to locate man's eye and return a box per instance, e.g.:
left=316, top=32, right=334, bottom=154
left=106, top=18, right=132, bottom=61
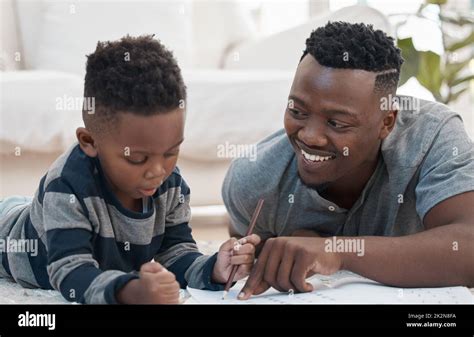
left=289, top=108, right=306, bottom=118
left=328, top=120, right=346, bottom=129
left=126, top=156, right=147, bottom=164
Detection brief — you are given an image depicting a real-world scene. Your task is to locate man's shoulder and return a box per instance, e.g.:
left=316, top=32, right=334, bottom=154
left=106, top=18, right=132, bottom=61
left=382, top=96, right=465, bottom=168
left=224, top=129, right=295, bottom=194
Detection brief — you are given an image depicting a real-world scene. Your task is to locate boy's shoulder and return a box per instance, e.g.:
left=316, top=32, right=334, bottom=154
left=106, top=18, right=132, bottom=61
left=42, top=142, right=99, bottom=198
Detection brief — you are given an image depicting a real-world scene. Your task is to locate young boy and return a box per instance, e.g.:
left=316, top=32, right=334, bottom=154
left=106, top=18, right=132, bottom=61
left=0, top=35, right=259, bottom=304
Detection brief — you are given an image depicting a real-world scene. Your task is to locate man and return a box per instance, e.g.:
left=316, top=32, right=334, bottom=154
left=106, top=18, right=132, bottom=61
left=221, top=22, right=474, bottom=300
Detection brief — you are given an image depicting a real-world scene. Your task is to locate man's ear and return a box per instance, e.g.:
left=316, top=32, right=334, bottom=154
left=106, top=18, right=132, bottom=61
left=379, top=109, right=398, bottom=140
left=76, top=127, right=98, bottom=157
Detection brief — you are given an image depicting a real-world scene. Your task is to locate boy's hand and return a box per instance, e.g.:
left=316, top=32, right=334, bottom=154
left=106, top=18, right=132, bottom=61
left=117, top=261, right=180, bottom=304
left=211, top=234, right=261, bottom=284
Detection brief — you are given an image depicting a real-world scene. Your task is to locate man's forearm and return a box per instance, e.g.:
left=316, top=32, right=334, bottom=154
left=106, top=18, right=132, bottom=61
left=341, top=223, right=474, bottom=287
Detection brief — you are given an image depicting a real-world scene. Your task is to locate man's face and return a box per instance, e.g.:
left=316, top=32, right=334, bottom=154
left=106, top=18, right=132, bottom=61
left=284, top=55, right=389, bottom=188
left=94, top=109, right=184, bottom=209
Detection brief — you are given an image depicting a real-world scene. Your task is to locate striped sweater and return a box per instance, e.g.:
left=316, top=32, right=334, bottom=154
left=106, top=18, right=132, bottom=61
left=0, top=144, right=223, bottom=303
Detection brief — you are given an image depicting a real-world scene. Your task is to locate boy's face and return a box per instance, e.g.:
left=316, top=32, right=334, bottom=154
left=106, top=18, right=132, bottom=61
left=83, top=109, right=184, bottom=210
left=284, top=55, right=394, bottom=189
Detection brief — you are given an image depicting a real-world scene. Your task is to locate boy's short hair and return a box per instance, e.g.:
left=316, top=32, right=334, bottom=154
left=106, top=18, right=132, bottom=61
left=301, top=21, right=404, bottom=95
left=83, top=34, right=186, bottom=133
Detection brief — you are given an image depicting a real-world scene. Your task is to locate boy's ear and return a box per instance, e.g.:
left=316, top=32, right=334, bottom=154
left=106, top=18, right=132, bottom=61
left=76, top=127, right=98, bottom=157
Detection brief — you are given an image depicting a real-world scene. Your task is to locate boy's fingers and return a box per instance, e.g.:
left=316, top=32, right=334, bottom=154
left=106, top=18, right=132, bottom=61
left=140, top=261, right=164, bottom=273
left=156, top=282, right=180, bottom=294
left=238, top=234, right=261, bottom=246
left=235, top=264, right=253, bottom=278
left=220, top=237, right=238, bottom=252
left=154, top=270, right=177, bottom=284
left=230, top=254, right=254, bottom=265
left=232, top=243, right=255, bottom=255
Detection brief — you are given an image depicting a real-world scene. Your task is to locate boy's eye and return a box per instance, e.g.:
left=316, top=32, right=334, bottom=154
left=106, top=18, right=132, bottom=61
left=328, top=120, right=347, bottom=129
left=164, top=151, right=179, bottom=158
left=126, top=155, right=147, bottom=165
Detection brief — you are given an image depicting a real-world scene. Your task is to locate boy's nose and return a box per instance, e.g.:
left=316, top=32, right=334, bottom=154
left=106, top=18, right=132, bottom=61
left=144, top=163, right=166, bottom=180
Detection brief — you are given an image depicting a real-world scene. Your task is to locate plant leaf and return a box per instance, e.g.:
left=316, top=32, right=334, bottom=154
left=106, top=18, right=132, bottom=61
left=417, top=51, right=442, bottom=100
left=439, top=13, right=474, bottom=25
left=448, top=85, right=469, bottom=102
left=444, top=58, right=473, bottom=85
left=451, top=74, right=474, bottom=87
left=446, top=31, right=474, bottom=52
left=397, top=38, right=419, bottom=86
left=426, top=0, right=447, bottom=4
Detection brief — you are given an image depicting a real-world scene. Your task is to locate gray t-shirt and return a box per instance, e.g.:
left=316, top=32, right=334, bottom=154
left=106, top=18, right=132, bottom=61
left=222, top=97, right=474, bottom=239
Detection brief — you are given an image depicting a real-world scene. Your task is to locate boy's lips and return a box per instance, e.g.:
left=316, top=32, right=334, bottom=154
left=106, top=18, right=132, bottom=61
left=138, top=187, right=158, bottom=196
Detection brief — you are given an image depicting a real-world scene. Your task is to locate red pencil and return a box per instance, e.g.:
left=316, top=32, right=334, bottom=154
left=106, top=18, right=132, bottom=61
left=222, top=198, right=264, bottom=300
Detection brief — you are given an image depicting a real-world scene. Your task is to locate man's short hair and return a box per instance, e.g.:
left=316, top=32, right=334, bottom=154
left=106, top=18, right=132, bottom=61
left=301, top=21, right=404, bottom=94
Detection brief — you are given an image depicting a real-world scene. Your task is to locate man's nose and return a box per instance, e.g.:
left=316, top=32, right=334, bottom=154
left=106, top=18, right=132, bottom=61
left=299, top=120, right=328, bottom=148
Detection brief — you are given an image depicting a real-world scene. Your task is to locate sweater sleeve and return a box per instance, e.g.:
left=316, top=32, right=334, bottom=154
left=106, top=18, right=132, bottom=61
left=43, top=178, right=138, bottom=304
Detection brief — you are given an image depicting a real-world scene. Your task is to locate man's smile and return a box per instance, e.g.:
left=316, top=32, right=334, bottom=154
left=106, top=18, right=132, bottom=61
left=293, top=138, right=337, bottom=169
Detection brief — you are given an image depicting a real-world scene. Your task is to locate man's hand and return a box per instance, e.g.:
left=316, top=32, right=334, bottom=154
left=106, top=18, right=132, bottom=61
left=238, top=236, right=343, bottom=300
left=211, top=234, right=261, bottom=284
left=117, top=261, right=180, bottom=304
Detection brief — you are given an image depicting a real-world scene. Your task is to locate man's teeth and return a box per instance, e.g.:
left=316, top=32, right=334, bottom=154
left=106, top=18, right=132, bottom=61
left=301, top=149, right=333, bottom=162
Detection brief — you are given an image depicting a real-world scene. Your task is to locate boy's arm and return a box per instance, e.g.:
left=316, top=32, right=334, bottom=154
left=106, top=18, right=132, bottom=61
left=153, top=175, right=223, bottom=290
left=44, top=181, right=138, bottom=304
left=342, top=191, right=474, bottom=287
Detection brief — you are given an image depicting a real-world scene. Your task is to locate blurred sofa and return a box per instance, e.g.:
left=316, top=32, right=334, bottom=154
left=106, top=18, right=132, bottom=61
left=0, top=0, right=392, bottom=219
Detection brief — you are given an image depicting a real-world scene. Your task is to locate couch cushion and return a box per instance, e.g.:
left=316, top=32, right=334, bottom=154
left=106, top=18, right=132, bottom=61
left=31, top=0, right=193, bottom=75
left=180, top=69, right=294, bottom=161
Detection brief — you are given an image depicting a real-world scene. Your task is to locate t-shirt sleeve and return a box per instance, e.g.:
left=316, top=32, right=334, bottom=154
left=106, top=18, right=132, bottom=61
left=221, top=158, right=274, bottom=241
left=154, top=173, right=224, bottom=291
left=44, top=178, right=138, bottom=304
left=415, top=115, right=474, bottom=222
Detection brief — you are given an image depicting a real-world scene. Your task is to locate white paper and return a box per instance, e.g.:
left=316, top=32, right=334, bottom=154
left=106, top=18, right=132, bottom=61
left=187, top=271, right=474, bottom=304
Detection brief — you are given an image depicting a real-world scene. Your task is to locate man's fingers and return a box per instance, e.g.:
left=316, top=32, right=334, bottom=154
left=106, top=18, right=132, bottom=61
left=239, top=279, right=270, bottom=299
left=276, top=247, right=298, bottom=292
left=238, top=239, right=273, bottom=299
left=140, top=261, right=164, bottom=273
left=290, top=253, right=314, bottom=293
left=262, top=242, right=286, bottom=292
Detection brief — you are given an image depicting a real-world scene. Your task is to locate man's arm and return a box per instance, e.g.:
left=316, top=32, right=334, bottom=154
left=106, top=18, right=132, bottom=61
left=239, top=192, right=474, bottom=298
left=342, top=191, right=474, bottom=287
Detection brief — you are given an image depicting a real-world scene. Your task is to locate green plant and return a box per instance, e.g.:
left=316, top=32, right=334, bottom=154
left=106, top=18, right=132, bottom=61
left=395, top=0, right=473, bottom=104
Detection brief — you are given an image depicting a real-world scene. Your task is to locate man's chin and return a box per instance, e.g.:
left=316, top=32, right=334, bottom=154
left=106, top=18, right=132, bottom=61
left=297, top=169, right=330, bottom=190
